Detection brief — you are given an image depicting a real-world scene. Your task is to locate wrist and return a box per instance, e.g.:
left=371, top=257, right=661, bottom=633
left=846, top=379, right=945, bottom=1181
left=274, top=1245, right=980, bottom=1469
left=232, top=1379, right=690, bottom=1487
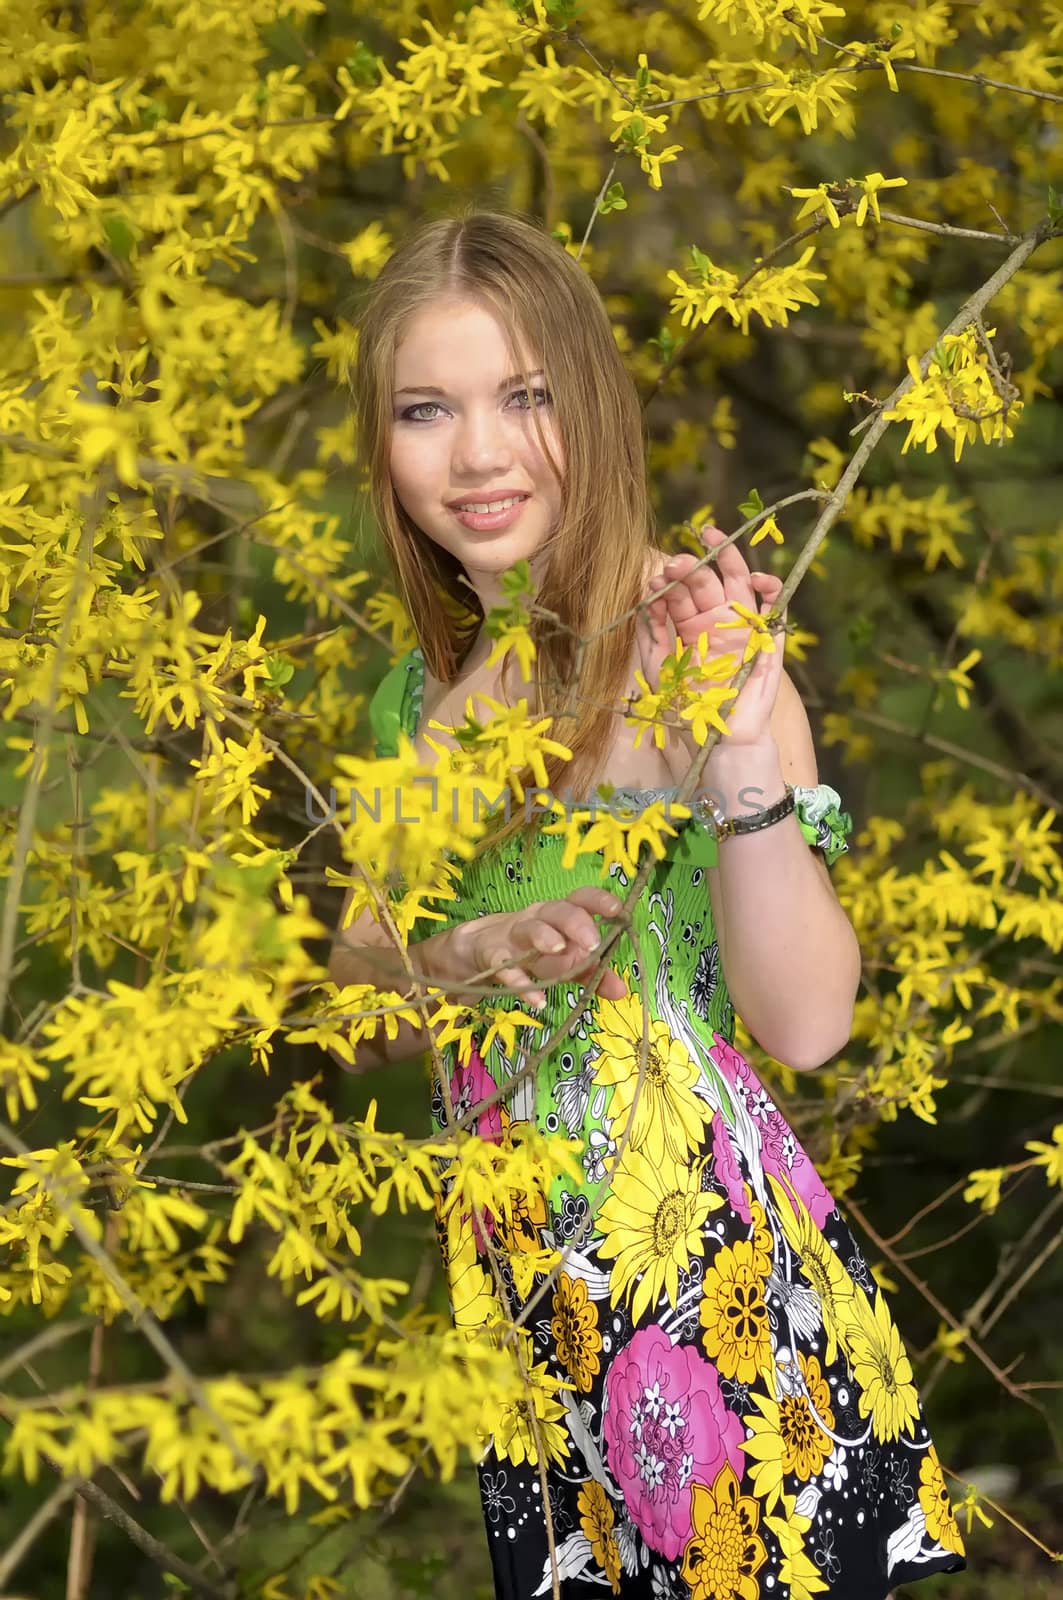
left=421, top=922, right=468, bottom=989
left=422, top=916, right=495, bottom=995
left=697, top=735, right=787, bottom=818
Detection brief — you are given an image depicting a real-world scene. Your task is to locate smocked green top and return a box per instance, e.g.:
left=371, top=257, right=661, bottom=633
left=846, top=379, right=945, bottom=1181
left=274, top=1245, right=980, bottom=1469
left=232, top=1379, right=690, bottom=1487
left=365, top=643, right=854, bottom=1174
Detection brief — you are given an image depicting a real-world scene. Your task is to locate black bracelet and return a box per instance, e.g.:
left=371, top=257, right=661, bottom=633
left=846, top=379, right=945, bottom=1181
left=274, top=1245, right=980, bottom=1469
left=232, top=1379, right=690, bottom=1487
left=692, top=784, right=796, bottom=843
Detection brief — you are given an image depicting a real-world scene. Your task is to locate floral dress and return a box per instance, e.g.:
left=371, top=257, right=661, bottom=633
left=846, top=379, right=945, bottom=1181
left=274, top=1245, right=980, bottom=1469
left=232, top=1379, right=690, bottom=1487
left=367, top=646, right=967, bottom=1600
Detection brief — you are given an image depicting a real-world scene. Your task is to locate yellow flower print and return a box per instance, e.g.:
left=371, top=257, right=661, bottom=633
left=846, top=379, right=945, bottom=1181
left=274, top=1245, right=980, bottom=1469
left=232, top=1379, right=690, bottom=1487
left=550, top=1272, right=602, bottom=1393
left=739, top=1389, right=787, bottom=1513
left=847, top=1288, right=921, bottom=1444
left=917, top=1444, right=966, bottom=1556
left=577, top=1479, right=622, bottom=1594
left=596, top=1147, right=724, bottom=1325
left=764, top=1490, right=829, bottom=1599
left=747, top=1196, right=773, bottom=1274
left=699, top=1238, right=773, bottom=1385
left=486, top=1345, right=571, bottom=1471
left=779, top=1353, right=834, bottom=1480
left=766, top=1174, right=857, bottom=1366
left=590, top=992, right=707, bottom=1164
left=442, top=1204, right=504, bottom=1337
left=681, top=1461, right=767, bottom=1600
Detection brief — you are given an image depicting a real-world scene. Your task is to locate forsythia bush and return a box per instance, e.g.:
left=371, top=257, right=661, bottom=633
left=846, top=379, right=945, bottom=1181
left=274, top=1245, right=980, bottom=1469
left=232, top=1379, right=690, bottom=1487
left=1, top=0, right=1062, bottom=1594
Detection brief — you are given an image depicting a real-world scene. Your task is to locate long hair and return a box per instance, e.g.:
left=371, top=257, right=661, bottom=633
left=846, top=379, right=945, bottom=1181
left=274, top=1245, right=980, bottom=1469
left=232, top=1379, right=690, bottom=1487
left=349, top=206, right=659, bottom=871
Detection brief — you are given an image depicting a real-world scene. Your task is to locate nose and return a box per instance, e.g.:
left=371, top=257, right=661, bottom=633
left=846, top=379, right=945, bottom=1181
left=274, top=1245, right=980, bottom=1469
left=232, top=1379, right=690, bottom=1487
left=452, top=407, right=515, bottom=475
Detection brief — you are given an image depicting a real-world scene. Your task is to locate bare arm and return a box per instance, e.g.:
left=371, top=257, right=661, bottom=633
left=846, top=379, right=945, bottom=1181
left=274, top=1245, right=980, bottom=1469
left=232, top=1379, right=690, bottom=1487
left=325, top=922, right=468, bottom=1073
left=325, top=885, right=626, bottom=1074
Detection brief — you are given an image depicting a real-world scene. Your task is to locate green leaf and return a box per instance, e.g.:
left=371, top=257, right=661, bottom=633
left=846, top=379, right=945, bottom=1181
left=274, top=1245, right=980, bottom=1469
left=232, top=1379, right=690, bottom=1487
left=600, top=181, right=627, bottom=215
left=103, top=215, right=137, bottom=262
left=738, top=487, right=764, bottom=520
left=263, top=654, right=294, bottom=689
left=648, top=325, right=677, bottom=360
left=847, top=614, right=875, bottom=650
left=688, top=244, right=712, bottom=279
left=545, top=0, right=586, bottom=21
left=500, top=558, right=533, bottom=599
left=344, top=41, right=382, bottom=84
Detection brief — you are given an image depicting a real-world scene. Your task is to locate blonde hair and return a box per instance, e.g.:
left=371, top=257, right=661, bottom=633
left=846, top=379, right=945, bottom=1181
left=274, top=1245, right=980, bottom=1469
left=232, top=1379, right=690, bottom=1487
left=349, top=205, right=660, bottom=871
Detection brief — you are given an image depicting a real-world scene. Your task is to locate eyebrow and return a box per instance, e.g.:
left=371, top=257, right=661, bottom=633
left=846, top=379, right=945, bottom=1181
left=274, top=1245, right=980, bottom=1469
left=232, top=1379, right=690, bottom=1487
left=395, top=369, right=545, bottom=398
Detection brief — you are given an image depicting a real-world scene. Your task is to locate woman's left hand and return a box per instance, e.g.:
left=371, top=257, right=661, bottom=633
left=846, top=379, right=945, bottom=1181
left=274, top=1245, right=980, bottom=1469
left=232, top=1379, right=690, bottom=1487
left=636, top=524, right=787, bottom=762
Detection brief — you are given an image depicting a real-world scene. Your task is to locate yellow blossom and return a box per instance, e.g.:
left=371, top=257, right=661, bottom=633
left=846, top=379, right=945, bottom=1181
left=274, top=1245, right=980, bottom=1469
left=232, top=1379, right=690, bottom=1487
left=855, top=172, right=907, bottom=225
left=1025, top=1123, right=1063, bottom=1186
left=963, top=1167, right=1006, bottom=1213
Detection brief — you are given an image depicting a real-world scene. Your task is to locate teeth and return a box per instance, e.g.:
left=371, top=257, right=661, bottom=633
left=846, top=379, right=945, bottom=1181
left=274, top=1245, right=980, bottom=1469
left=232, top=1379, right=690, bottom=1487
left=456, top=496, right=525, bottom=513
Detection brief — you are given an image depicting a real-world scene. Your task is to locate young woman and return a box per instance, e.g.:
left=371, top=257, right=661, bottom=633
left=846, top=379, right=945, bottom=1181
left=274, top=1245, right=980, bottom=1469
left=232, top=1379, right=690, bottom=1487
left=332, top=209, right=966, bottom=1600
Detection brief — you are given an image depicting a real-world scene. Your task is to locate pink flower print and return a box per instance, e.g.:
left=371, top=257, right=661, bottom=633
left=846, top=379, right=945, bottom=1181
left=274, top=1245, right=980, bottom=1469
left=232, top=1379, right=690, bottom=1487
left=710, top=1032, right=834, bottom=1229
left=710, top=1113, right=752, bottom=1223
left=448, top=1041, right=502, bottom=1250
left=448, top=1041, right=503, bottom=1145
left=604, top=1324, right=746, bottom=1560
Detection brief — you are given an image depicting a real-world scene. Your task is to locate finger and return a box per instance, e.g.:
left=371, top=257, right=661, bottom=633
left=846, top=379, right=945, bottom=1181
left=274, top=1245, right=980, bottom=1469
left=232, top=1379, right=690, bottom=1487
left=488, top=957, right=546, bottom=1008
left=642, top=591, right=671, bottom=649
left=518, top=921, right=568, bottom=956
left=663, top=550, right=724, bottom=615
left=596, top=970, right=629, bottom=1000
left=750, top=572, right=784, bottom=607
left=566, top=886, right=625, bottom=915
left=700, top=523, right=755, bottom=610
left=639, top=585, right=668, bottom=668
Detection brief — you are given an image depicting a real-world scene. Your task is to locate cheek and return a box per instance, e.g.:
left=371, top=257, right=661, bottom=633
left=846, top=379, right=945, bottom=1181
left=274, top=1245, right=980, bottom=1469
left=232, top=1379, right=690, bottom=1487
left=531, top=422, right=565, bottom=488
left=389, top=432, right=432, bottom=502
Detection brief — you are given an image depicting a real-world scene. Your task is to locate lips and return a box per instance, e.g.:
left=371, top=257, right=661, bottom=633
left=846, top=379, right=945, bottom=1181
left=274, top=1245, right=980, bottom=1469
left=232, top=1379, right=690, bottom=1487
left=449, top=496, right=532, bottom=532
left=447, top=492, right=530, bottom=510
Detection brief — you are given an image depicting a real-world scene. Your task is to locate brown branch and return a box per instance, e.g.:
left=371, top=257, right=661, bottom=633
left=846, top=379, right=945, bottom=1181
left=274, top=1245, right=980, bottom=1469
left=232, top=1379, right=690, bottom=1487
left=0, top=1477, right=81, bottom=1591
left=842, top=705, right=1062, bottom=812
left=65, top=1470, right=236, bottom=1599
left=0, top=1320, right=94, bottom=1387
left=844, top=1194, right=1058, bottom=1438
left=0, top=1121, right=257, bottom=1477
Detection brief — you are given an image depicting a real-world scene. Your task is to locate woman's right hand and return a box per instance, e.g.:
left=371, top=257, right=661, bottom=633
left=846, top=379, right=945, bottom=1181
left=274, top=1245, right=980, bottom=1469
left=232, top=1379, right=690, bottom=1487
left=431, top=886, right=629, bottom=1009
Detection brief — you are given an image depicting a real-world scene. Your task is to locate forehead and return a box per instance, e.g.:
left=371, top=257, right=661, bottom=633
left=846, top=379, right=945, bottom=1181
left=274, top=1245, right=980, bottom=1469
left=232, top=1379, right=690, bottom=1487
left=393, top=300, right=540, bottom=382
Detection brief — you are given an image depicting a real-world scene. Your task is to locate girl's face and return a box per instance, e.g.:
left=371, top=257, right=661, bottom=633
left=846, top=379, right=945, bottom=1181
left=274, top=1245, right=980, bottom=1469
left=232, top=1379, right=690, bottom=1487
left=389, top=299, right=565, bottom=609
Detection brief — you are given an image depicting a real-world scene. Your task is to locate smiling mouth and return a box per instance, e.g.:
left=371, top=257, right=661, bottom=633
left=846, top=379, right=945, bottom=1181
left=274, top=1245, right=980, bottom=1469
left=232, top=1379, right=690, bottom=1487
left=450, top=494, right=531, bottom=512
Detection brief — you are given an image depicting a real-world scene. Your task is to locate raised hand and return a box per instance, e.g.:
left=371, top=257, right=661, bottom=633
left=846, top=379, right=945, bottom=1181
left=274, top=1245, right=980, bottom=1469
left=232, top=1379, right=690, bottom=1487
left=637, top=523, right=787, bottom=757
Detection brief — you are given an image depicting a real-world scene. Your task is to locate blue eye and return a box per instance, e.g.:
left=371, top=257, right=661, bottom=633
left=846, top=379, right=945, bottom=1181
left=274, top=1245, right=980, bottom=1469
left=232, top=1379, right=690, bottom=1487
left=399, top=387, right=552, bottom=423
left=515, top=386, right=552, bottom=410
